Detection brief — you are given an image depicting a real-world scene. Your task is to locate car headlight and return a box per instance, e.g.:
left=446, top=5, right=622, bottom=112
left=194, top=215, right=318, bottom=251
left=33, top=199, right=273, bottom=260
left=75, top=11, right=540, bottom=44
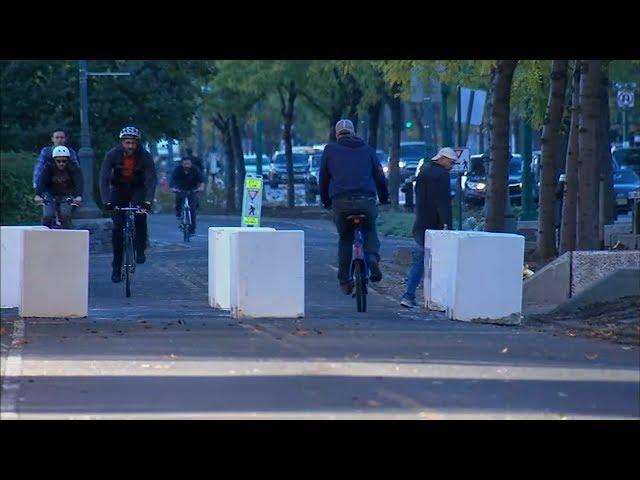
left=383, top=166, right=388, bottom=173
left=476, top=182, right=486, bottom=190
left=399, top=161, right=406, bottom=168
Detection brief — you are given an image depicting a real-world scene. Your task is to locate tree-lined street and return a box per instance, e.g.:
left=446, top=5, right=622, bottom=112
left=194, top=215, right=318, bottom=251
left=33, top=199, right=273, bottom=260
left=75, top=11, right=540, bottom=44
left=1, top=215, right=637, bottom=419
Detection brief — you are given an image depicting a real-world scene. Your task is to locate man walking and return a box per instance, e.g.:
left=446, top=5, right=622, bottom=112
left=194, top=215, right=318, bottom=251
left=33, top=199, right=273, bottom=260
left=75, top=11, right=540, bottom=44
left=400, top=147, right=456, bottom=308
left=319, top=119, right=389, bottom=295
left=99, top=126, right=157, bottom=283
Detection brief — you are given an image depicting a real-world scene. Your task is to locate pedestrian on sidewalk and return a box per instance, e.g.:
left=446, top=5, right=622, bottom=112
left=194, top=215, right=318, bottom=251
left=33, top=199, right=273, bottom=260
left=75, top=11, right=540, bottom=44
left=400, top=147, right=456, bottom=308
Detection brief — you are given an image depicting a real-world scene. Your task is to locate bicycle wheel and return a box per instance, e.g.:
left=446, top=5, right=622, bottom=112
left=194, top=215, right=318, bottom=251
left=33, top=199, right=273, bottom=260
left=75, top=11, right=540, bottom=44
left=183, top=207, right=190, bottom=242
left=353, top=260, right=367, bottom=313
left=125, top=235, right=134, bottom=298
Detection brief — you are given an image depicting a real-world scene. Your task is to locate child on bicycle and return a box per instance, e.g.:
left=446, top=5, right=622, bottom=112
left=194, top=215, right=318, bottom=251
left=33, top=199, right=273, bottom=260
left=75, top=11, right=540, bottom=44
left=170, top=157, right=205, bottom=235
left=34, top=146, right=83, bottom=229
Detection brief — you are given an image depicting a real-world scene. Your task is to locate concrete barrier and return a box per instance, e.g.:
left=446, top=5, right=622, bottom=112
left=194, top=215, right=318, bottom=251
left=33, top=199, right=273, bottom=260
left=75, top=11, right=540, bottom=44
left=208, top=227, right=275, bottom=309
left=1, top=226, right=48, bottom=309
left=230, top=230, right=304, bottom=319
left=424, top=230, right=524, bottom=322
left=19, top=229, right=89, bottom=318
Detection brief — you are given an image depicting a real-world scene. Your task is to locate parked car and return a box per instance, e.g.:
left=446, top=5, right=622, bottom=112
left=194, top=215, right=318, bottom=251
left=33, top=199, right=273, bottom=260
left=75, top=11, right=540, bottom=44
left=613, top=168, right=640, bottom=213
left=242, top=154, right=271, bottom=178
left=612, top=147, right=640, bottom=176
left=398, top=141, right=427, bottom=180
left=304, top=152, right=323, bottom=203
left=269, top=152, right=310, bottom=188
left=464, top=153, right=523, bottom=205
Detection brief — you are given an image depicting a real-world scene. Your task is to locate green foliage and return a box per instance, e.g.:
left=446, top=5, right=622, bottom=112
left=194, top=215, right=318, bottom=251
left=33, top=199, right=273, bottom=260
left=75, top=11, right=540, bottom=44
left=0, top=151, right=41, bottom=225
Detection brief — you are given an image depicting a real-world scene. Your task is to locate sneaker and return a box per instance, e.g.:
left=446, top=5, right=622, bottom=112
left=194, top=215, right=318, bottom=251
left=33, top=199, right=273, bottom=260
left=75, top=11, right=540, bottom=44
left=340, top=282, right=354, bottom=295
left=111, top=269, right=122, bottom=283
left=136, top=252, right=146, bottom=264
left=400, top=297, right=418, bottom=308
left=369, top=261, right=382, bottom=282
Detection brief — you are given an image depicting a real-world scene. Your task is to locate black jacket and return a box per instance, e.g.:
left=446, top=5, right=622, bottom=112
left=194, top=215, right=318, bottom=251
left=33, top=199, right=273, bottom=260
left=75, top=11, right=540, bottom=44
left=36, top=160, right=83, bottom=197
left=412, top=162, right=453, bottom=247
left=319, top=135, right=389, bottom=208
left=99, top=145, right=157, bottom=204
left=170, top=165, right=204, bottom=191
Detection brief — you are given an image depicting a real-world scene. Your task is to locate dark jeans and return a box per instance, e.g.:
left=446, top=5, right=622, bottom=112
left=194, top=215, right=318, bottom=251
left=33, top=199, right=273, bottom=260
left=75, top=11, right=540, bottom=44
left=402, top=242, right=425, bottom=302
left=42, top=196, right=73, bottom=229
left=111, top=187, right=148, bottom=270
left=331, top=195, right=380, bottom=285
left=175, top=191, right=199, bottom=233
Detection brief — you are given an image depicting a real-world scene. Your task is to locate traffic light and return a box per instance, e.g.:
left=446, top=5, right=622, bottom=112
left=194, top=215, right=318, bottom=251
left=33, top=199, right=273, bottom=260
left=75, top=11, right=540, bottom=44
left=405, top=121, right=413, bottom=129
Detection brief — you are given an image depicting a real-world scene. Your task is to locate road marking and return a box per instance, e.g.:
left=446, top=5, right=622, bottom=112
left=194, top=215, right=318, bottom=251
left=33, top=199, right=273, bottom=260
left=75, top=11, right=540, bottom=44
left=1, top=318, right=25, bottom=420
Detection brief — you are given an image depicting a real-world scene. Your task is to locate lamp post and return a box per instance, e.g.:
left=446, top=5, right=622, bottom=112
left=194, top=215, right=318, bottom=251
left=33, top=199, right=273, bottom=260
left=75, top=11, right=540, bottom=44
left=76, top=60, right=130, bottom=218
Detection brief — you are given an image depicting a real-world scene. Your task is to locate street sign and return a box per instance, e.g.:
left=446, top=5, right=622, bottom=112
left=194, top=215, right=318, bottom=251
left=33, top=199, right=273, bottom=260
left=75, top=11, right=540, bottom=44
left=452, top=148, right=470, bottom=173
left=617, top=90, right=634, bottom=109
left=241, top=174, right=264, bottom=227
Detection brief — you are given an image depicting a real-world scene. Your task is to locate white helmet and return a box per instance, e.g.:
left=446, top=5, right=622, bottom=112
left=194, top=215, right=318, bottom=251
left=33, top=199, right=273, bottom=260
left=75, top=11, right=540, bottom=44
left=52, top=146, right=71, bottom=158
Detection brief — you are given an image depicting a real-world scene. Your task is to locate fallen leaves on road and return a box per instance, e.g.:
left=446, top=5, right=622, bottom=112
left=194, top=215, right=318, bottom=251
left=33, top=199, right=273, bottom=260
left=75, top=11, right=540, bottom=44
left=558, top=392, right=568, bottom=398
left=0, top=327, right=6, bottom=336
left=293, top=329, right=310, bottom=337
left=585, top=353, right=599, bottom=360
left=178, top=319, right=185, bottom=325
left=313, top=328, right=323, bottom=335
left=621, top=346, right=632, bottom=350
left=367, top=400, right=382, bottom=407
left=12, top=338, right=28, bottom=346
left=501, top=347, right=509, bottom=354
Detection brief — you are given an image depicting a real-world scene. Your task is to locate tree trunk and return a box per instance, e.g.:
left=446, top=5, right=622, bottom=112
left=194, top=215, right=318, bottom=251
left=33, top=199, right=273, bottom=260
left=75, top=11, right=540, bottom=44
left=212, top=115, right=235, bottom=212
left=279, top=82, right=297, bottom=209
left=559, top=65, right=581, bottom=254
left=388, top=83, right=402, bottom=207
left=230, top=114, right=245, bottom=211
left=485, top=60, right=519, bottom=232
left=367, top=99, right=382, bottom=149
left=576, top=60, right=602, bottom=250
left=599, top=66, right=615, bottom=234
left=536, top=60, right=569, bottom=259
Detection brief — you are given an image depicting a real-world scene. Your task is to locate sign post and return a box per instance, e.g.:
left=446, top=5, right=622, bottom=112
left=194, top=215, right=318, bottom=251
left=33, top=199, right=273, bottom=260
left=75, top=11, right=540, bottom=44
left=241, top=174, right=264, bottom=227
left=452, top=148, right=470, bottom=230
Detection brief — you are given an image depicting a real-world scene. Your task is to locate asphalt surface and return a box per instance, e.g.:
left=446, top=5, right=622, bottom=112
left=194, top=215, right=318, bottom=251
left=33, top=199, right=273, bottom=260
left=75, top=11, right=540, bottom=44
left=1, top=213, right=639, bottom=419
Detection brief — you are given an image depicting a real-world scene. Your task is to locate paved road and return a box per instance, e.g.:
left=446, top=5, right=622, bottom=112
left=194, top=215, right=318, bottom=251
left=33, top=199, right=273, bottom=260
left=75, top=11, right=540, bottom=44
left=1, top=214, right=638, bottom=419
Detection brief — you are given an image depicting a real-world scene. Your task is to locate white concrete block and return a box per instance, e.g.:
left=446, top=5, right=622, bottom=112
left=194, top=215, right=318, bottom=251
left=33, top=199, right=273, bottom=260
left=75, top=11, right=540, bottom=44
left=208, top=227, right=275, bottom=309
left=230, top=230, right=304, bottom=319
left=447, top=232, right=524, bottom=322
left=424, top=230, right=461, bottom=311
left=1, top=226, right=48, bottom=308
left=19, top=229, right=89, bottom=318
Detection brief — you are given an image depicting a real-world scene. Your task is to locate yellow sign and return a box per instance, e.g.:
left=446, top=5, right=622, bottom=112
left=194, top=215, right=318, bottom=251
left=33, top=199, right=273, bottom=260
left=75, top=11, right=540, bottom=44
left=246, top=178, right=263, bottom=190
left=243, top=217, right=259, bottom=225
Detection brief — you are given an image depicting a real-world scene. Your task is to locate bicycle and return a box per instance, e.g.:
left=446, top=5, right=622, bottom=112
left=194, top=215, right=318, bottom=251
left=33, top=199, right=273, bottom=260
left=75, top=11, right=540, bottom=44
left=347, top=214, right=370, bottom=313
left=175, top=189, right=198, bottom=242
left=114, top=203, right=147, bottom=298
left=39, top=193, right=78, bottom=229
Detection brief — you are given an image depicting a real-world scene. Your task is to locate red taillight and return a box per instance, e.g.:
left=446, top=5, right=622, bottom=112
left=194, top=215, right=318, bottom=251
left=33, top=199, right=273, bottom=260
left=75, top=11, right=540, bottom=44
left=354, top=218, right=361, bottom=224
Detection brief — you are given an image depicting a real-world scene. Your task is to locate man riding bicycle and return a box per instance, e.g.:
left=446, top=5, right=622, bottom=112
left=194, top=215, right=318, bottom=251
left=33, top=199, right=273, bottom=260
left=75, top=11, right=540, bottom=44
left=319, top=119, right=389, bottom=295
left=99, top=126, right=157, bottom=283
left=34, top=146, right=83, bottom=229
left=170, top=157, right=205, bottom=235
left=33, top=128, right=80, bottom=189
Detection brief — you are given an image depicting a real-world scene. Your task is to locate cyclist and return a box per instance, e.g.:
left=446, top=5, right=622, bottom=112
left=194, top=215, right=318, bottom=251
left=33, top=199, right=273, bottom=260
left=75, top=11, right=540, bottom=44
left=184, top=147, right=205, bottom=175
left=319, top=119, right=389, bottom=295
left=170, top=156, right=205, bottom=235
left=34, top=146, right=83, bottom=229
left=33, top=128, right=79, bottom=189
left=99, top=126, right=157, bottom=283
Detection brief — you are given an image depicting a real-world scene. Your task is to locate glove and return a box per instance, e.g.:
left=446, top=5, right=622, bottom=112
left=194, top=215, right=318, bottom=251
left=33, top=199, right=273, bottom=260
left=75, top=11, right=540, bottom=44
left=103, top=202, right=114, bottom=211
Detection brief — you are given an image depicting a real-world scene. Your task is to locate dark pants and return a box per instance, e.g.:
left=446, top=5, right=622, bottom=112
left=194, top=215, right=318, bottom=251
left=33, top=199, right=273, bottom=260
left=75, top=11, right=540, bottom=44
left=42, top=197, right=73, bottom=229
left=175, top=191, right=198, bottom=233
left=331, top=195, right=380, bottom=285
left=111, top=187, right=148, bottom=270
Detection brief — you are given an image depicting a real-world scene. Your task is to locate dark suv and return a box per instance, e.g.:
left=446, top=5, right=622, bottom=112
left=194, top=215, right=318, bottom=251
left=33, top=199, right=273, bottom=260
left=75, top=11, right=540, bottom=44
left=269, top=152, right=310, bottom=188
left=464, top=153, right=524, bottom=205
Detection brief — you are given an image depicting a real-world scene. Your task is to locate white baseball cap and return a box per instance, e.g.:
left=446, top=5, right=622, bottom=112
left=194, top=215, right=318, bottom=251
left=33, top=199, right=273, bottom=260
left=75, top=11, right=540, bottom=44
left=52, top=146, right=71, bottom=158
left=431, top=147, right=458, bottom=162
